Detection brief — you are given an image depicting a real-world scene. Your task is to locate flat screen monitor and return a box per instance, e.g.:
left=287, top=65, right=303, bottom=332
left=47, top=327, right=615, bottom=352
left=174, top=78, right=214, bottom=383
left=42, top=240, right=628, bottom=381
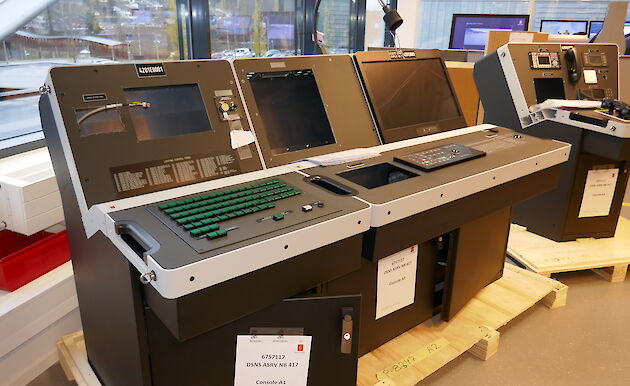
left=124, top=84, right=213, bottom=142
left=449, top=14, right=530, bottom=50
left=358, top=57, right=463, bottom=140
left=589, top=21, right=630, bottom=38
left=247, top=69, right=335, bottom=155
left=589, top=21, right=604, bottom=38
left=540, top=20, right=588, bottom=35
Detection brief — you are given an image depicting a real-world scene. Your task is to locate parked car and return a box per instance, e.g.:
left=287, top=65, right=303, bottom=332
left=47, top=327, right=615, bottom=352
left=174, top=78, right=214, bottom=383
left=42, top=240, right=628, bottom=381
left=264, top=49, right=283, bottom=57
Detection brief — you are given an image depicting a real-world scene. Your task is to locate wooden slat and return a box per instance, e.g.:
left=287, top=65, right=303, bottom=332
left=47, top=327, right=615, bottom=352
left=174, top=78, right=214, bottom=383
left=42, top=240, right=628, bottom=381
left=357, top=264, right=564, bottom=385
left=507, top=218, right=630, bottom=281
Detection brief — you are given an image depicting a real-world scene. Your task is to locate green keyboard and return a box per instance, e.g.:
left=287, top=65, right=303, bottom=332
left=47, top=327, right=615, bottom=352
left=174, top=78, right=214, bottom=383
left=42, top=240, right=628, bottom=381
left=158, top=178, right=301, bottom=240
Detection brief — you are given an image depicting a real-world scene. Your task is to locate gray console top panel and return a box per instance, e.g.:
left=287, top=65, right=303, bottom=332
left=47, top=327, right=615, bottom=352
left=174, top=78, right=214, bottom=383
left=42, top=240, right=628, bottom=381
left=233, top=55, right=381, bottom=167
left=48, top=60, right=263, bottom=207
left=304, top=127, right=567, bottom=205
left=109, top=171, right=369, bottom=269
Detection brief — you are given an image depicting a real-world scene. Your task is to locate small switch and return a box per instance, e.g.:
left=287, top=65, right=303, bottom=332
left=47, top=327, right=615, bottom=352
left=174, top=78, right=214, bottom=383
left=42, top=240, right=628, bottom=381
left=302, top=204, right=313, bottom=212
left=273, top=213, right=285, bottom=221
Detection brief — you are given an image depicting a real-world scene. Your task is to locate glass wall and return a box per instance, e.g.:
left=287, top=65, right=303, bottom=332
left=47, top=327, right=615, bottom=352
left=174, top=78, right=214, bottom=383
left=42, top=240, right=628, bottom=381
left=316, top=0, right=353, bottom=54
left=0, top=0, right=183, bottom=147
left=415, top=0, right=630, bottom=50
left=209, top=0, right=297, bottom=59
left=416, top=0, right=530, bottom=49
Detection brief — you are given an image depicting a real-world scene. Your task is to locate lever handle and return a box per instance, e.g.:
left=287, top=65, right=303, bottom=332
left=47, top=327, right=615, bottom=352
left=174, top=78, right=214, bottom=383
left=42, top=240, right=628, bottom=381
left=340, top=307, right=354, bottom=354
left=115, top=220, right=160, bottom=262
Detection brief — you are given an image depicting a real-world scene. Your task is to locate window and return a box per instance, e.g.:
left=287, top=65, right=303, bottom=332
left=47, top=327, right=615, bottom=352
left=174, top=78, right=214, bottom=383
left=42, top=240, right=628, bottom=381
left=209, top=0, right=298, bottom=59
left=0, top=0, right=367, bottom=157
left=316, top=0, right=354, bottom=54
left=0, top=0, right=185, bottom=155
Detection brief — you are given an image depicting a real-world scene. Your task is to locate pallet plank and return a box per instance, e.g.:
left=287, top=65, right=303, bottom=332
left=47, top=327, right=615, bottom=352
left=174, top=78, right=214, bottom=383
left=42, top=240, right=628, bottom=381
left=357, top=264, right=565, bottom=385
left=507, top=218, right=630, bottom=280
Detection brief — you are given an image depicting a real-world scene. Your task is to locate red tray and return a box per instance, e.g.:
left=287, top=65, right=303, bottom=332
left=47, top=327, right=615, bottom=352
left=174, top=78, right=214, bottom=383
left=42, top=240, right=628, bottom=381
left=0, top=229, right=71, bottom=291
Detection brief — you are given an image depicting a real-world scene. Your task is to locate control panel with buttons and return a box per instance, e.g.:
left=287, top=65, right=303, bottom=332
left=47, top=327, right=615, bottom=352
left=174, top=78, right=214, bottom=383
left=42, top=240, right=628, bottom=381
left=149, top=173, right=342, bottom=254
left=393, top=144, right=486, bottom=172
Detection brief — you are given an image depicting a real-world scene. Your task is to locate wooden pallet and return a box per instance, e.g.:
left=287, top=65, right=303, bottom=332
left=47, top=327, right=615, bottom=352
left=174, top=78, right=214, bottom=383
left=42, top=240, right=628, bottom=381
left=57, top=331, right=102, bottom=386
left=356, top=264, right=566, bottom=385
left=507, top=217, right=630, bottom=282
left=57, top=265, right=566, bottom=386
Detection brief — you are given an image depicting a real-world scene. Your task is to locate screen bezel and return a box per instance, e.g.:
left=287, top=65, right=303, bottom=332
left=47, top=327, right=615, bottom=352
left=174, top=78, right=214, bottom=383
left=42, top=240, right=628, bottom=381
left=354, top=49, right=467, bottom=144
left=539, top=19, right=588, bottom=34
left=448, top=13, right=531, bottom=50
left=233, top=55, right=382, bottom=167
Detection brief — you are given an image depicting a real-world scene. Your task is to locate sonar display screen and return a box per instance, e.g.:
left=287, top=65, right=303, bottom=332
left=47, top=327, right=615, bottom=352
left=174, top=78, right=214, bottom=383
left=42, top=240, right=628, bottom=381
left=248, top=69, right=335, bottom=155
left=361, top=58, right=461, bottom=134
left=124, top=84, right=212, bottom=141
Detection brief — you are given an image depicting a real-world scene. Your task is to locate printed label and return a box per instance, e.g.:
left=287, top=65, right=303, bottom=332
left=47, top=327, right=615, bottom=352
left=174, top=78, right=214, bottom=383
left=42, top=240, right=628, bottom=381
left=234, top=335, right=311, bottom=386
left=111, top=152, right=240, bottom=198
left=578, top=168, right=619, bottom=218
left=135, top=63, right=166, bottom=77
left=376, top=245, right=418, bottom=320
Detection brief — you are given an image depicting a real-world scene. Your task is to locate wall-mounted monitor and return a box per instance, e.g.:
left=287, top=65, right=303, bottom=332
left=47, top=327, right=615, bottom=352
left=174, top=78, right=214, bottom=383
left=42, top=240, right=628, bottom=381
left=449, top=14, right=530, bottom=50
left=589, top=20, right=630, bottom=38
left=589, top=21, right=604, bottom=38
left=540, top=20, right=588, bottom=35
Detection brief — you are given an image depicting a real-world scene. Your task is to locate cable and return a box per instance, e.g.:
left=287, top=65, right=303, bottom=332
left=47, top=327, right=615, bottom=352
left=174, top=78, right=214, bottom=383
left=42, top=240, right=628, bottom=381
left=77, top=101, right=150, bottom=125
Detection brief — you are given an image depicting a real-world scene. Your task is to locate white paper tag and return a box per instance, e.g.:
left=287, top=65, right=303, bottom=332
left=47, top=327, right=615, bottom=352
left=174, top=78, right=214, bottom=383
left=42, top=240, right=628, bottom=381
left=509, top=32, right=534, bottom=43
left=230, top=130, right=256, bottom=149
left=234, top=335, right=312, bottom=386
left=578, top=168, right=619, bottom=218
left=375, top=245, right=418, bottom=320
left=584, top=69, right=598, bottom=84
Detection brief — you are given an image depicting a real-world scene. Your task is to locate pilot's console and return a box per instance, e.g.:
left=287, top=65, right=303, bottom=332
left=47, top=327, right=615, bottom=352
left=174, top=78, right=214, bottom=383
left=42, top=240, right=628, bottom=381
left=38, top=55, right=573, bottom=384
left=39, top=60, right=367, bottom=385
left=475, top=43, right=630, bottom=241
left=233, top=55, right=381, bottom=166
left=354, top=49, right=467, bottom=143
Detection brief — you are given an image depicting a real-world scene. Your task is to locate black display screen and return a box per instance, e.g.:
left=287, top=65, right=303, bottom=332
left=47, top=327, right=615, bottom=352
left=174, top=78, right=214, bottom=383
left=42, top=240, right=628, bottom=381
left=538, top=56, right=551, bottom=65
left=361, top=58, right=461, bottom=134
left=248, top=69, right=335, bottom=155
left=124, top=84, right=212, bottom=141
left=533, top=78, right=566, bottom=104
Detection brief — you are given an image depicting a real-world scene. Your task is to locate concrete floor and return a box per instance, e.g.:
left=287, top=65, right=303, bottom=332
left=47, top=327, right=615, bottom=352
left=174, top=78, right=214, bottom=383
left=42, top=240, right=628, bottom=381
left=27, top=186, right=630, bottom=386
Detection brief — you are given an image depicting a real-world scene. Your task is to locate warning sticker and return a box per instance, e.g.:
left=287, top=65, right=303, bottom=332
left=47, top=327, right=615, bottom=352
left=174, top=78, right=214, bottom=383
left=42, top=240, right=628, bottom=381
left=111, top=152, right=240, bottom=198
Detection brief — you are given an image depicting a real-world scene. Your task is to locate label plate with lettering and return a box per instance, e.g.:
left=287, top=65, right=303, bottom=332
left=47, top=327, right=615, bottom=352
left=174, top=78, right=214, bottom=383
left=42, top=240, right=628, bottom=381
left=234, top=335, right=312, bottom=386
left=110, top=151, right=241, bottom=198
left=135, top=63, right=166, bottom=77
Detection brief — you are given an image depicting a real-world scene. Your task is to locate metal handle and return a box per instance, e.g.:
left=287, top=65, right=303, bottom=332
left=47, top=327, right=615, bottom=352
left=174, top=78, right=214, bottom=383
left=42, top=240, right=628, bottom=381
left=340, top=307, right=354, bottom=354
